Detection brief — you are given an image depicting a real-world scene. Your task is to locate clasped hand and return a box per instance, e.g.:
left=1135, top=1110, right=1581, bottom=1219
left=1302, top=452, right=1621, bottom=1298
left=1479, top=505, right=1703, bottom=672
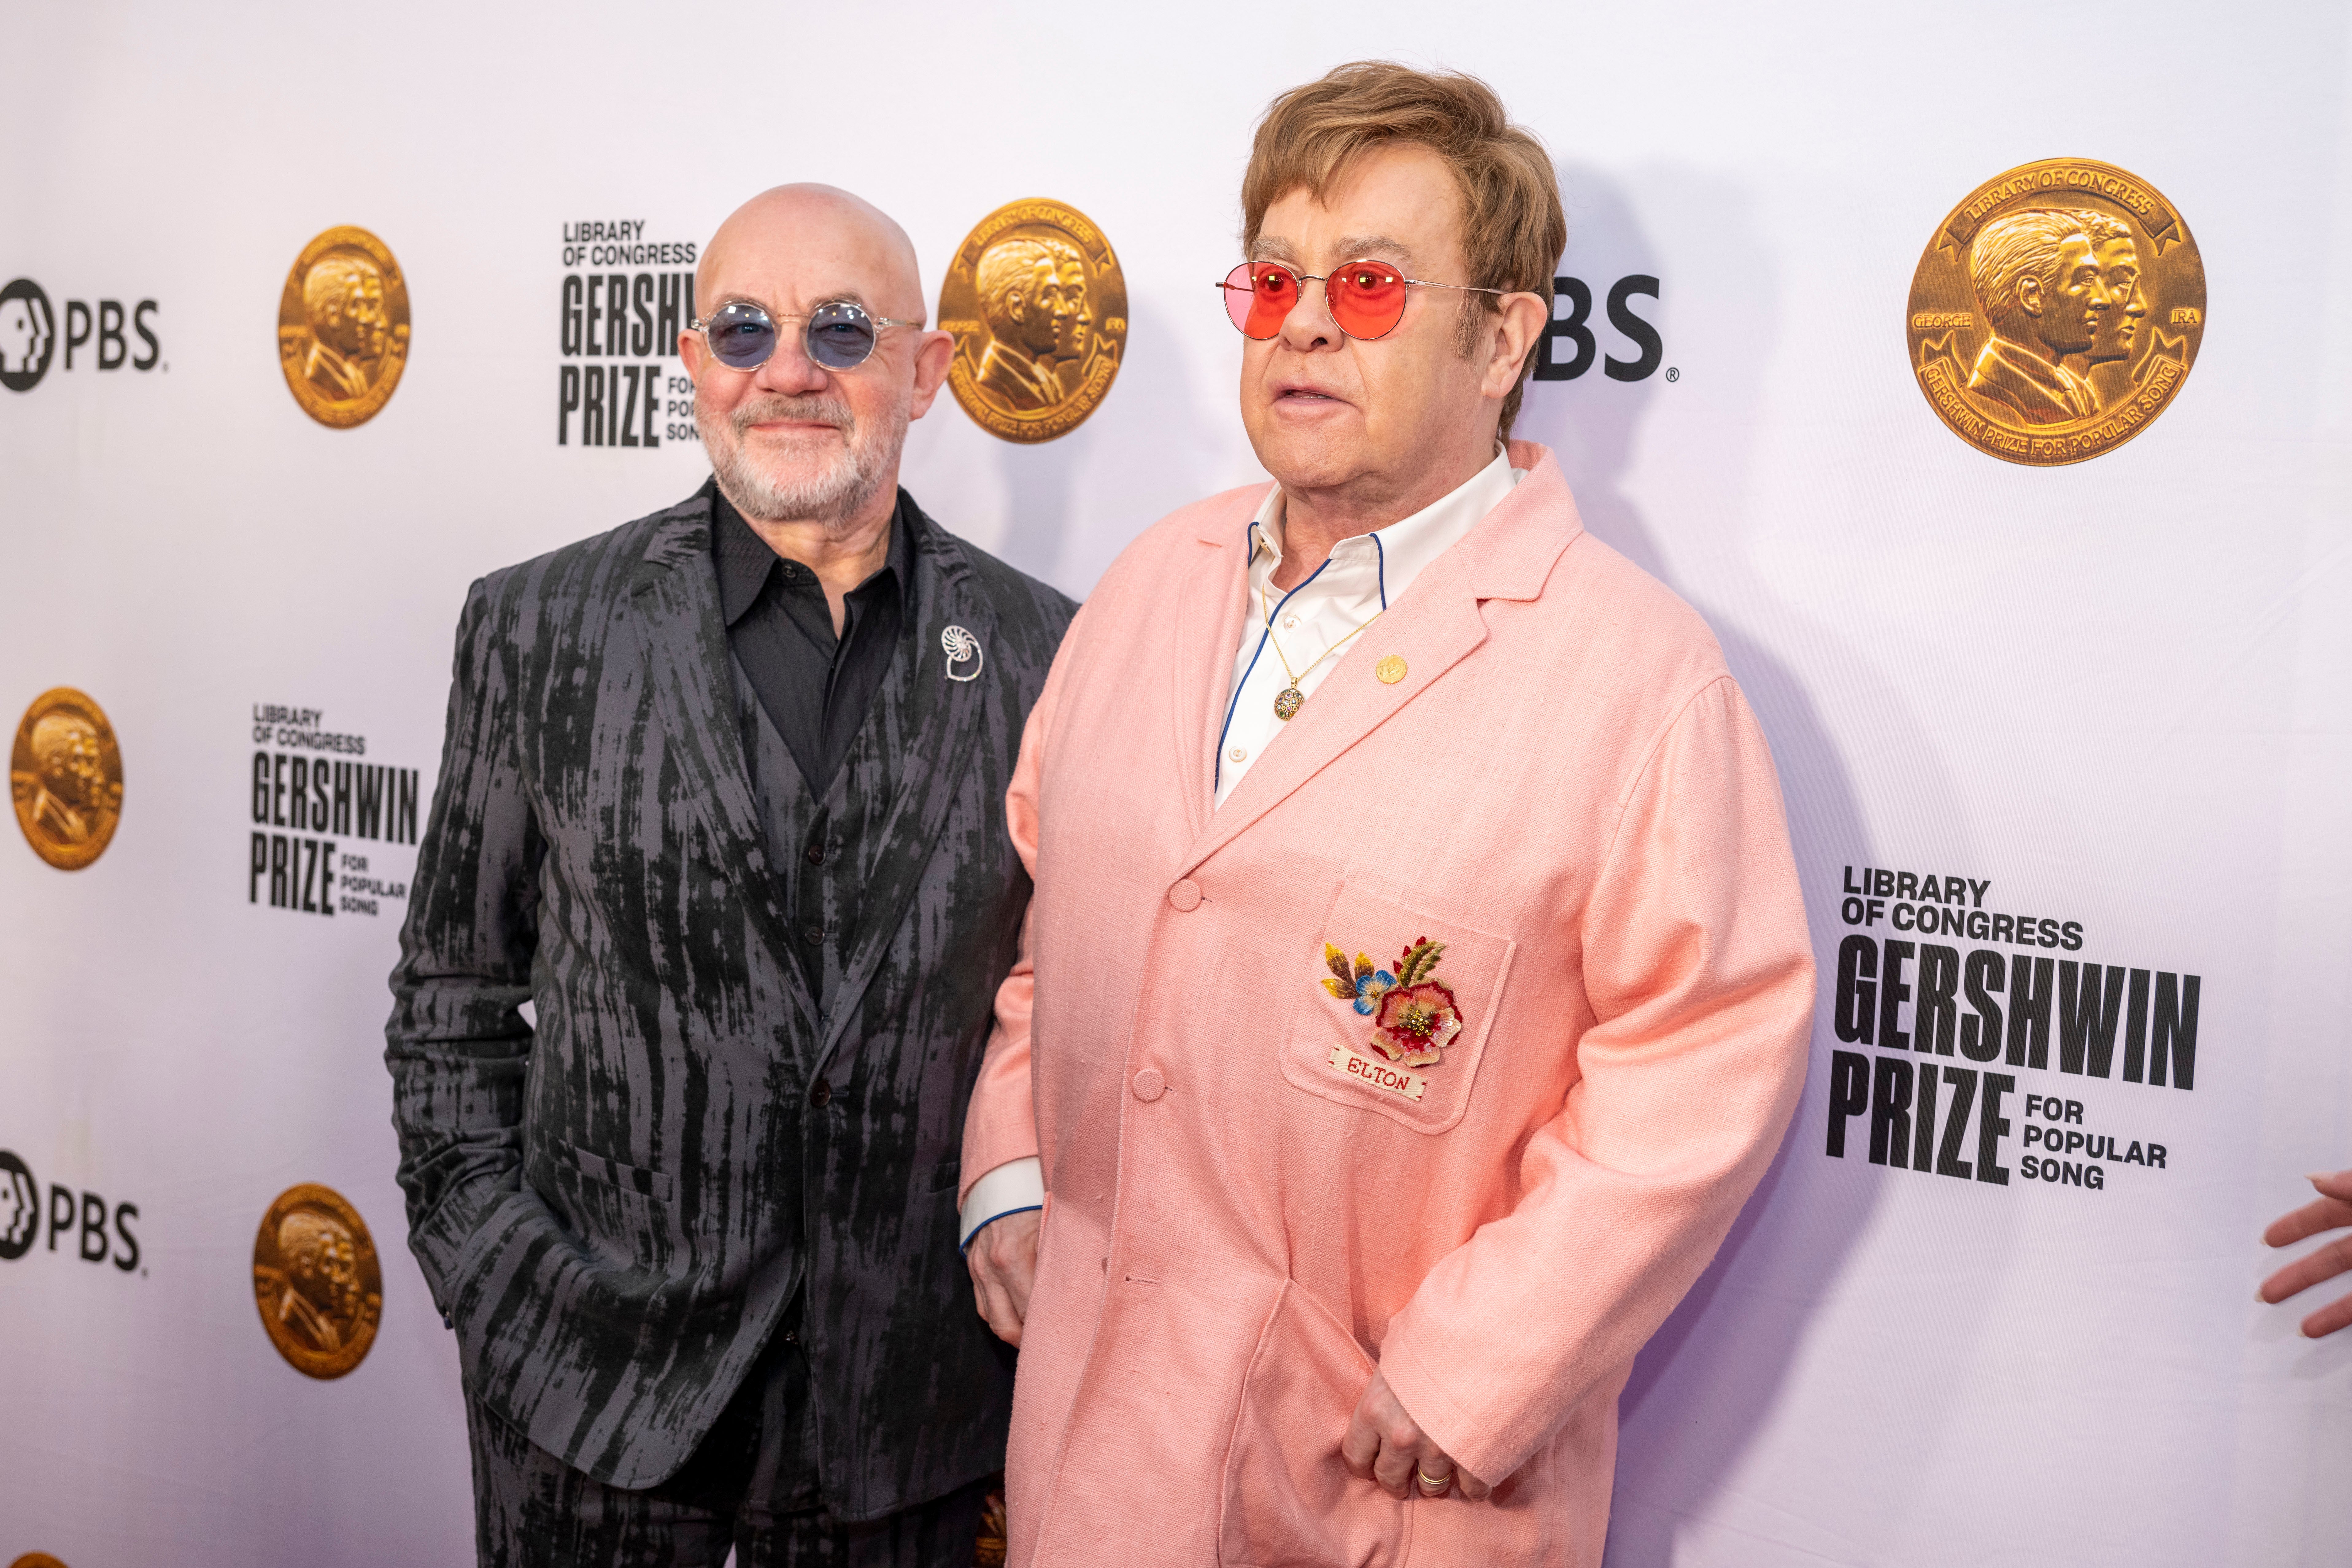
left=966, top=1208, right=1041, bottom=1348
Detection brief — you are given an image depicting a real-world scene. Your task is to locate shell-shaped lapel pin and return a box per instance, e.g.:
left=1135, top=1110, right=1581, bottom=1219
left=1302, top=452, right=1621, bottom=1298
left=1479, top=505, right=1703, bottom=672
left=942, top=624, right=984, bottom=682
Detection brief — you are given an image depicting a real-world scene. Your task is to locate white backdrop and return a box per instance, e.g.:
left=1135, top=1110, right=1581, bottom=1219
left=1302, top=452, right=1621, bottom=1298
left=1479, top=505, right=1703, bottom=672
left=3, top=2, right=2349, bottom=1563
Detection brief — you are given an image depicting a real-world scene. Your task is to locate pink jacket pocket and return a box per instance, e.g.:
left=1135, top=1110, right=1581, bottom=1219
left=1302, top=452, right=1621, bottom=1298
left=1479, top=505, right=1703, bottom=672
left=1218, top=1281, right=1409, bottom=1568
left=1281, top=882, right=1516, bottom=1135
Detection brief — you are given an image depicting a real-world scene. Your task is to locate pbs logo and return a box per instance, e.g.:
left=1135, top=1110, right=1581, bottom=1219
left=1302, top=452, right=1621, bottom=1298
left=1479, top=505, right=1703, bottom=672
left=0, top=1149, right=39, bottom=1261
left=0, top=279, right=57, bottom=393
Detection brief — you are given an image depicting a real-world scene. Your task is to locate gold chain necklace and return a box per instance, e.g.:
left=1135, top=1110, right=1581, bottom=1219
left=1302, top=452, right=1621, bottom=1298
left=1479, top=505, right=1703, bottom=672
left=1258, top=577, right=1381, bottom=721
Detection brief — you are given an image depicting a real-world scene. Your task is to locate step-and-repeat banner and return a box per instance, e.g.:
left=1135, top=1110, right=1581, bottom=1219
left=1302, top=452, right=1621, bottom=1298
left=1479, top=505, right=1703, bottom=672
left=4, top=3, right=2347, bottom=1564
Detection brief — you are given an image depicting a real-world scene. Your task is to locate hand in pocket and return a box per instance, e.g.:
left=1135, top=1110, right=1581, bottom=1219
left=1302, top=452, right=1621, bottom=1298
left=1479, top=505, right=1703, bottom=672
left=1342, top=1368, right=1491, bottom=1500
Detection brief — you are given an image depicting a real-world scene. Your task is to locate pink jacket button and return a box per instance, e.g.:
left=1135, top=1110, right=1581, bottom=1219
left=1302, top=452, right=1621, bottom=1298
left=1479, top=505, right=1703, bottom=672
left=1167, top=879, right=1202, bottom=911
left=1131, top=1068, right=1165, bottom=1102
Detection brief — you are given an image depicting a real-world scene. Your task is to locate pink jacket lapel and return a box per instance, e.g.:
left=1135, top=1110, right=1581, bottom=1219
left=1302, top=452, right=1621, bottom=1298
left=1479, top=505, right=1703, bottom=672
left=1172, top=443, right=1585, bottom=876
left=1165, top=489, right=1265, bottom=846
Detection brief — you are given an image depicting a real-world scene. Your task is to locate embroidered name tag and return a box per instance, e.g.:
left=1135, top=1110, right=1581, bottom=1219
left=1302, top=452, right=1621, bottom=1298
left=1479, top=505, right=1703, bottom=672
left=1327, top=1044, right=1426, bottom=1101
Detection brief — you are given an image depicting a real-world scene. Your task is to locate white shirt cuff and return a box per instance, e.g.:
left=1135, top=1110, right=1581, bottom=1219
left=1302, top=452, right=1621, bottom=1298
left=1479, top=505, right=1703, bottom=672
left=958, top=1157, right=1045, bottom=1249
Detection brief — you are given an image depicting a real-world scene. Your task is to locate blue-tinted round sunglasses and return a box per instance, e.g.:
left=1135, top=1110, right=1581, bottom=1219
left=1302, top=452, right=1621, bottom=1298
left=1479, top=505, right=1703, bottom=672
left=690, top=298, right=920, bottom=372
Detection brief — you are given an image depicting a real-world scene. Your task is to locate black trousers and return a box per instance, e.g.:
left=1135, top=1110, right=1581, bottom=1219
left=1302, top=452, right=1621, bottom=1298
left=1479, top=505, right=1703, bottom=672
left=465, top=1319, right=991, bottom=1568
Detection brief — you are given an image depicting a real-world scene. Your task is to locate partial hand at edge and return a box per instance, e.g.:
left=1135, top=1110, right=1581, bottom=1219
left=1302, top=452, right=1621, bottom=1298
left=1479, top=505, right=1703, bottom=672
left=1342, top=1367, right=1491, bottom=1501
left=967, top=1208, right=1042, bottom=1347
left=2260, top=1167, right=2352, bottom=1338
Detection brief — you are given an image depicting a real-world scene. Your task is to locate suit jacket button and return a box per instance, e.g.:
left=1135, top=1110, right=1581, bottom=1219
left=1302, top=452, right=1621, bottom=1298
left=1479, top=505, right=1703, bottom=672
left=1131, top=1068, right=1165, bottom=1102
left=1167, top=879, right=1201, bottom=912
left=802, top=923, right=826, bottom=945
left=809, top=1078, right=832, bottom=1108
left=803, top=840, right=826, bottom=866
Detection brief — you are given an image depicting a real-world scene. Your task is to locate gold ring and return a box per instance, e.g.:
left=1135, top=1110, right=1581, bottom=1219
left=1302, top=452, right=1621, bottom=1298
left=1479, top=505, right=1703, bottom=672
left=1416, top=1468, right=1451, bottom=1492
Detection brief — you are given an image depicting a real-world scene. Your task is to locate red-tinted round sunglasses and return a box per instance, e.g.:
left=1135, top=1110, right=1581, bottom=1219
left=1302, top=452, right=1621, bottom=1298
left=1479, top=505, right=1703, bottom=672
left=1218, top=260, right=1510, bottom=341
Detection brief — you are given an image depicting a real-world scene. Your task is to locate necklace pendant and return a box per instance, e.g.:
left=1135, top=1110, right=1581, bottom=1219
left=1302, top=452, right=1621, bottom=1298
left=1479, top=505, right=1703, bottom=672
left=1273, top=685, right=1303, bottom=721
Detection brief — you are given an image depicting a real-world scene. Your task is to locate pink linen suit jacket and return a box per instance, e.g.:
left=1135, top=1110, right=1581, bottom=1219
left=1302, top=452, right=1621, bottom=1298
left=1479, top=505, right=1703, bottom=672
left=962, top=443, right=1814, bottom=1567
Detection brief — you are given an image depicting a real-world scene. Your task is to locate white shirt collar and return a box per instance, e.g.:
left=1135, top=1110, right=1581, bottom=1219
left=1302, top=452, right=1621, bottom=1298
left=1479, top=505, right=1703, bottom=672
left=1246, top=450, right=1521, bottom=611
left=1214, top=452, right=1524, bottom=807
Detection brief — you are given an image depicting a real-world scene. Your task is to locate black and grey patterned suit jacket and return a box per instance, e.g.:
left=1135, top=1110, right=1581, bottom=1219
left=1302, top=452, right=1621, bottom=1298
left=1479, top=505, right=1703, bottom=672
left=386, top=484, right=1074, bottom=1519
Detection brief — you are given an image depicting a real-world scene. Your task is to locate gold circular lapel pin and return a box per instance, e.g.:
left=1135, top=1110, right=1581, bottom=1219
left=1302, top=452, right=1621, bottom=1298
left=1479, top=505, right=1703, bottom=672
left=1375, top=656, right=1408, bottom=685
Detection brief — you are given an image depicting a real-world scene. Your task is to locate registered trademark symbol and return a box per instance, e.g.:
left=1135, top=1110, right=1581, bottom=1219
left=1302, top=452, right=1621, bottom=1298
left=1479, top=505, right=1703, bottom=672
left=1664, top=366, right=1679, bottom=382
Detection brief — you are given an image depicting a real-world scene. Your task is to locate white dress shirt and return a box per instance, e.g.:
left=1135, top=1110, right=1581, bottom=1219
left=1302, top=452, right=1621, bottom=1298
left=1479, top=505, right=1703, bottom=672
left=957, top=451, right=1524, bottom=1247
left=1215, top=451, right=1521, bottom=806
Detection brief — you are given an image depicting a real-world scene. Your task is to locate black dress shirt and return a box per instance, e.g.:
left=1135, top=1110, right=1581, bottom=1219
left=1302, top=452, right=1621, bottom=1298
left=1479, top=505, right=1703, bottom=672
left=712, top=487, right=910, bottom=797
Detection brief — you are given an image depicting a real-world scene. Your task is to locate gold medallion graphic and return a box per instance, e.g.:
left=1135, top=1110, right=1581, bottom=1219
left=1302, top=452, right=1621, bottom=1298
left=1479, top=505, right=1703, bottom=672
left=11, top=1555, right=71, bottom=1568
left=11, top=688, right=122, bottom=871
left=1908, top=160, right=2203, bottom=465
left=253, top=1184, right=383, bottom=1379
left=277, top=226, right=410, bottom=428
left=940, top=199, right=1126, bottom=443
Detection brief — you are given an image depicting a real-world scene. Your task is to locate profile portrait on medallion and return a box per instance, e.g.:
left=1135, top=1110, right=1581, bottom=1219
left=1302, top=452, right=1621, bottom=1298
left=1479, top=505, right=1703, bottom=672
left=252, top=1183, right=383, bottom=1379
left=10, top=687, right=123, bottom=871
left=277, top=226, right=410, bottom=429
left=1907, top=159, right=2203, bottom=465
left=1961, top=208, right=2112, bottom=424
left=2068, top=210, right=2156, bottom=410
left=940, top=198, right=1127, bottom=443
left=974, top=235, right=1090, bottom=411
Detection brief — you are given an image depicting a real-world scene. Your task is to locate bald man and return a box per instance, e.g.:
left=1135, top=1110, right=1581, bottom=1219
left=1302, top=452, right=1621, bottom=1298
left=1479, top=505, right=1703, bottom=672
left=389, top=184, right=1075, bottom=1566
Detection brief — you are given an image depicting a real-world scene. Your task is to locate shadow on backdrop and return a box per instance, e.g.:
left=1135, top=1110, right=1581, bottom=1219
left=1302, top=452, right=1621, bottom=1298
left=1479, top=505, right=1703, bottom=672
left=1513, top=162, right=1893, bottom=1565
left=992, top=297, right=1233, bottom=601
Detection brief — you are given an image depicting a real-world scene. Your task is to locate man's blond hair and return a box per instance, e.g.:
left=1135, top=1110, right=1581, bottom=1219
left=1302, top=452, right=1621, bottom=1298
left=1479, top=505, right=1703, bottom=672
left=1242, top=62, right=1565, bottom=441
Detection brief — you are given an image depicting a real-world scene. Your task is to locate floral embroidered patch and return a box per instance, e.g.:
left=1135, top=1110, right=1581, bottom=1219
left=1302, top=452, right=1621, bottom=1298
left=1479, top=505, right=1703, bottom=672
left=1320, top=937, right=1463, bottom=1070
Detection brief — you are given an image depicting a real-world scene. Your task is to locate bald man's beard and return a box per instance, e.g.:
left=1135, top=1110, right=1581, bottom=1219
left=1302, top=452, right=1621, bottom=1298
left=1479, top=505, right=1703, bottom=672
left=696, top=388, right=910, bottom=530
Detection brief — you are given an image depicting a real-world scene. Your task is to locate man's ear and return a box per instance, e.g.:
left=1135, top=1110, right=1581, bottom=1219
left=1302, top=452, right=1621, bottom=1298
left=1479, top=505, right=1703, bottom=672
left=908, top=329, right=956, bottom=420
left=1481, top=293, right=1551, bottom=402
left=2016, top=274, right=2047, bottom=319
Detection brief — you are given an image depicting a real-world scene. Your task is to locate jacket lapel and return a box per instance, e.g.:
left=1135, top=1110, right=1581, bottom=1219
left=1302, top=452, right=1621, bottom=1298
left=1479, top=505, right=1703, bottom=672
left=628, top=494, right=823, bottom=1041
left=1168, top=491, right=1266, bottom=846
left=813, top=504, right=996, bottom=1076
left=1176, top=445, right=1584, bottom=877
